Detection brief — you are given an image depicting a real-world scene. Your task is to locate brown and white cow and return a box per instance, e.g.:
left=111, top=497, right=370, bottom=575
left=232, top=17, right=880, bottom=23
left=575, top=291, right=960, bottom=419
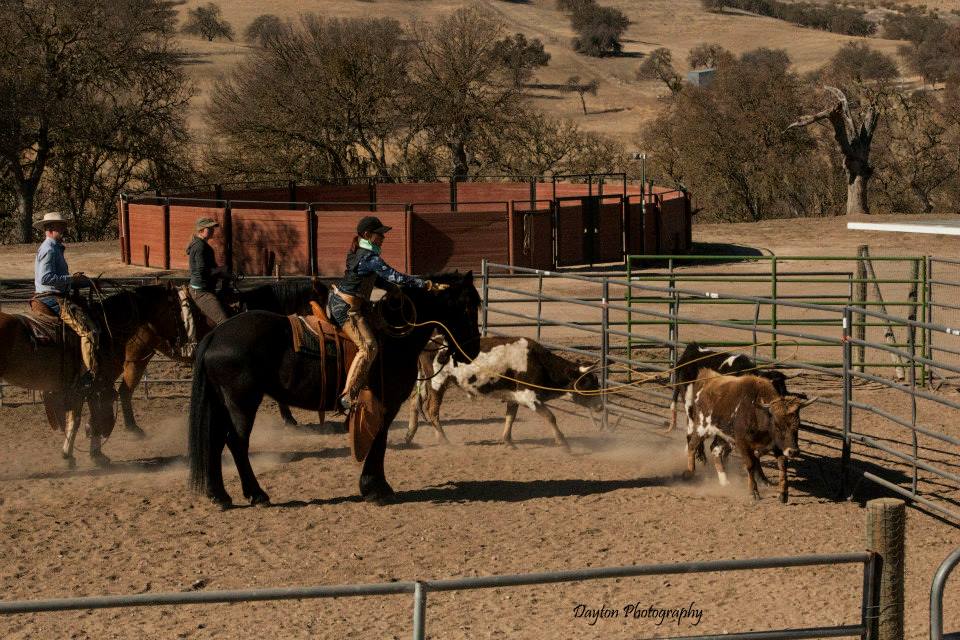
left=405, top=336, right=603, bottom=450
left=683, top=369, right=816, bottom=503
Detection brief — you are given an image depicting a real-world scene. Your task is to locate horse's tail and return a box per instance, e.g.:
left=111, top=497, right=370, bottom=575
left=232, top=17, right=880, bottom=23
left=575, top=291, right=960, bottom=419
left=188, top=333, right=227, bottom=495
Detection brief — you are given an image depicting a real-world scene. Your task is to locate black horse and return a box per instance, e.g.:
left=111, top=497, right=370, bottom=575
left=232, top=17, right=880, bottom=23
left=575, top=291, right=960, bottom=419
left=188, top=272, right=481, bottom=508
left=118, top=280, right=329, bottom=435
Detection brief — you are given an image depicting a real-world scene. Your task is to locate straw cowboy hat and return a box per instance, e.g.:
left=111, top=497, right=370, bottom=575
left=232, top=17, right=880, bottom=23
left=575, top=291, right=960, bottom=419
left=33, top=212, right=74, bottom=230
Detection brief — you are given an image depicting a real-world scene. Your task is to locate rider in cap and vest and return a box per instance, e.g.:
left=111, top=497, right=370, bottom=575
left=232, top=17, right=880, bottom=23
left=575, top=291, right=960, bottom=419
left=330, top=216, right=446, bottom=411
left=186, top=217, right=230, bottom=328
left=32, top=212, right=100, bottom=388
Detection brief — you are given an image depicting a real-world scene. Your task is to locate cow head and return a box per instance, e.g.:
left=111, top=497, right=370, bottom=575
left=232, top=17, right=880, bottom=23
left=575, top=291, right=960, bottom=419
left=758, top=395, right=817, bottom=458
left=571, top=365, right=604, bottom=413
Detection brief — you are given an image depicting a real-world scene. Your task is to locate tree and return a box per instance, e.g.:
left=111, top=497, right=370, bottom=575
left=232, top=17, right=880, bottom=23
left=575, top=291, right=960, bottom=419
left=182, top=2, right=234, bottom=41
left=0, top=0, right=192, bottom=243
left=636, top=48, right=682, bottom=95
left=687, top=43, right=734, bottom=69
left=787, top=43, right=898, bottom=215
left=493, top=33, right=551, bottom=87
left=566, top=76, right=599, bottom=114
left=208, top=16, right=415, bottom=180
left=410, top=6, right=529, bottom=179
left=558, top=0, right=630, bottom=57
left=643, top=48, right=839, bottom=221
left=244, top=14, right=284, bottom=46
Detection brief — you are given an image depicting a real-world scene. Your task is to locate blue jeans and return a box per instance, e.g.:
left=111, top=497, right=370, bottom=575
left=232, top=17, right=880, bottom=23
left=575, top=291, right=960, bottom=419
left=329, top=293, right=350, bottom=328
left=38, top=295, right=61, bottom=316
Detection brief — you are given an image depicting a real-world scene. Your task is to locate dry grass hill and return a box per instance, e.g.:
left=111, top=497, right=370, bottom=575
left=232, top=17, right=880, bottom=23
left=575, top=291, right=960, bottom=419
left=176, top=0, right=943, bottom=139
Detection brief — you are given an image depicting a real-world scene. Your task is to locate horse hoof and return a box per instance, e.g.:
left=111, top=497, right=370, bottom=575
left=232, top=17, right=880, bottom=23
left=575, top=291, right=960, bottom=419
left=779, top=493, right=788, bottom=504
left=681, top=470, right=694, bottom=481
left=208, top=494, right=233, bottom=511
left=364, top=491, right=396, bottom=506
left=125, top=426, right=148, bottom=440
left=63, top=455, right=76, bottom=469
left=90, top=452, right=111, bottom=467
left=283, top=418, right=298, bottom=428
left=250, top=493, right=271, bottom=507
left=360, top=477, right=395, bottom=505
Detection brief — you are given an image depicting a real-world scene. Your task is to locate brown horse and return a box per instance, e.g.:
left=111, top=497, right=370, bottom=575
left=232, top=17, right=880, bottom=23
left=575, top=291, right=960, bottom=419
left=0, top=286, right=181, bottom=466
left=116, top=281, right=329, bottom=436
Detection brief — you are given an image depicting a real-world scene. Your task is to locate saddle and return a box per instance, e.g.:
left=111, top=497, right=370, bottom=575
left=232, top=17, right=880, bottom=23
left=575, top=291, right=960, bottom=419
left=287, top=303, right=382, bottom=463
left=18, top=305, right=63, bottom=347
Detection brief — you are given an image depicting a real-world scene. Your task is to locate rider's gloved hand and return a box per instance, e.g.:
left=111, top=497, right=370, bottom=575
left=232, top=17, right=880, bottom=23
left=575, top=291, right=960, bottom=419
left=71, top=272, right=91, bottom=288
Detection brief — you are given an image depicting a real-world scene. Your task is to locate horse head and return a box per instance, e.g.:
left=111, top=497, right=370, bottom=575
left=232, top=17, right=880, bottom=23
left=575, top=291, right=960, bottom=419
left=417, top=271, right=482, bottom=364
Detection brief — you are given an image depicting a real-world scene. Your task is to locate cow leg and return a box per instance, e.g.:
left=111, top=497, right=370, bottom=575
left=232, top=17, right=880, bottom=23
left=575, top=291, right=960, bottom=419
left=425, top=381, right=449, bottom=444
left=776, top=455, right=789, bottom=503
left=740, top=445, right=762, bottom=501
left=404, top=384, right=421, bottom=444
left=534, top=403, right=570, bottom=451
left=501, top=402, right=520, bottom=449
left=710, top=439, right=731, bottom=487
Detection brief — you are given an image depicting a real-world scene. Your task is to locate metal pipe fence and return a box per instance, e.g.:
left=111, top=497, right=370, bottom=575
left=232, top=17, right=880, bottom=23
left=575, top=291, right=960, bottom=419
left=482, top=261, right=960, bottom=524
left=626, top=254, right=927, bottom=372
left=931, top=546, right=960, bottom=640
left=0, top=552, right=879, bottom=640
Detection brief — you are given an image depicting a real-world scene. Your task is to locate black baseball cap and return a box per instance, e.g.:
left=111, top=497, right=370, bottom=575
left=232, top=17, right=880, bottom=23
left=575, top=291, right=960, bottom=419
left=357, top=216, right=392, bottom=235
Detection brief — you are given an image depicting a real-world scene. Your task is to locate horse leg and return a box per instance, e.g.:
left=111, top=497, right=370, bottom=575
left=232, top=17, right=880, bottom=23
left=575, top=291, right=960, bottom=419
left=501, top=402, right=519, bottom=449
left=119, top=356, right=150, bottom=438
left=534, top=403, right=570, bottom=452
left=222, top=390, right=269, bottom=505
left=359, top=406, right=397, bottom=505
left=278, top=403, right=298, bottom=427
left=61, top=398, right=83, bottom=468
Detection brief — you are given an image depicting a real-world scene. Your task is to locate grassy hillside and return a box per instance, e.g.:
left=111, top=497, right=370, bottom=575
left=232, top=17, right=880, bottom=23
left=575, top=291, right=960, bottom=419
left=176, top=0, right=914, bottom=140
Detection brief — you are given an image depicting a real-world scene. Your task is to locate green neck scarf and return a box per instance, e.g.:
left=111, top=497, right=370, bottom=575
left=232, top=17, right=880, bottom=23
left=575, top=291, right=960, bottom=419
left=358, top=238, right=381, bottom=254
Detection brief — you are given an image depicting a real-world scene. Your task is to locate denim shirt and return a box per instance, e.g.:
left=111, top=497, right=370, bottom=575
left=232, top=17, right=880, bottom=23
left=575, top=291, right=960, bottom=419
left=35, top=237, right=72, bottom=295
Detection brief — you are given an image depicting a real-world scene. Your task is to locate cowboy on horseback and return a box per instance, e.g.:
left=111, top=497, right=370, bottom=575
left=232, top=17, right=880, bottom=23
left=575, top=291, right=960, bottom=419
left=32, top=212, right=100, bottom=389
left=186, top=217, right=230, bottom=328
left=329, top=216, right=446, bottom=411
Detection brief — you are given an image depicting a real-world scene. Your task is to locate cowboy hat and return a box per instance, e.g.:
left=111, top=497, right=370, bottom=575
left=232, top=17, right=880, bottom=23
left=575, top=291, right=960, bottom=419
left=33, top=212, right=73, bottom=230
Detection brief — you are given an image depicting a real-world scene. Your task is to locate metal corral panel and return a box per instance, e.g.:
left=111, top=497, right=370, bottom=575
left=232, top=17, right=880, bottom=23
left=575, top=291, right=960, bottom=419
left=168, top=205, right=227, bottom=270
left=376, top=183, right=450, bottom=212
left=659, top=196, right=690, bottom=253
left=595, top=200, right=624, bottom=263
left=457, top=183, right=530, bottom=212
left=297, top=184, right=372, bottom=210
left=643, top=200, right=660, bottom=253
left=555, top=202, right=586, bottom=266
left=625, top=197, right=644, bottom=255
left=231, top=208, right=310, bottom=276
left=314, top=211, right=409, bottom=276
left=409, top=211, right=509, bottom=274
left=223, top=187, right=290, bottom=205
left=510, top=207, right=553, bottom=270
left=127, top=203, right=166, bottom=268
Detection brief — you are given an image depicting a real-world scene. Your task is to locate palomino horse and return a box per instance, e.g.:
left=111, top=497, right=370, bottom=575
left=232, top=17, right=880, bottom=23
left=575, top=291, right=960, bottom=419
left=0, top=285, right=182, bottom=466
left=117, top=280, right=329, bottom=436
left=188, top=272, right=481, bottom=508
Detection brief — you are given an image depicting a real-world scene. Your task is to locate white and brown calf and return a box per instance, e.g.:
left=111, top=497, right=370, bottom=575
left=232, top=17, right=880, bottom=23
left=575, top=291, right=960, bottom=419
left=683, top=369, right=816, bottom=503
left=405, top=336, right=603, bottom=450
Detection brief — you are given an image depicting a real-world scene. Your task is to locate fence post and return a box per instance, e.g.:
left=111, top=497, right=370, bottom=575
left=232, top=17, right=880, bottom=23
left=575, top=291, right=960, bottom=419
left=601, top=278, right=609, bottom=431
left=908, top=315, right=918, bottom=497
left=856, top=245, right=868, bottom=373
left=866, top=498, right=906, bottom=640
left=839, top=306, right=853, bottom=500
left=923, top=256, right=932, bottom=388
left=223, top=201, right=234, bottom=275
left=162, top=198, right=171, bottom=270
left=771, top=255, right=778, bottom=360
left=481, top=259, right=489, bottom=337
left=536, top=271, right=543, bottom=341
left=668, top=258, right=678, bottom=360
left=412, top=581, right=427, bottom=640
left=306, top=205, right=317, bottom=277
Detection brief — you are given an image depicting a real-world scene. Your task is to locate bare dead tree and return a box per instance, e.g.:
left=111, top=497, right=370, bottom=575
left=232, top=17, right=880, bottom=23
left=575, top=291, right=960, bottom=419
left=787, top=86, right=879, bottom=215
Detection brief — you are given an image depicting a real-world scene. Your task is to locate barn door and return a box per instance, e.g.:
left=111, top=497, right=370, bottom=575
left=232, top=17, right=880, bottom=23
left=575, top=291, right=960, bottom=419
left=554, top=197, right=588, bottom=267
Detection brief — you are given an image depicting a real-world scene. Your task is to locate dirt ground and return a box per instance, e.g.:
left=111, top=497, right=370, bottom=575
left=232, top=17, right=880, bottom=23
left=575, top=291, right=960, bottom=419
left=1, top=216, right=959, bottom=637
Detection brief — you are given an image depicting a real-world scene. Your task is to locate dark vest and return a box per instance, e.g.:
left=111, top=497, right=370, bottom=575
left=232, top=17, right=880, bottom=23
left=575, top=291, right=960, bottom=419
left=337, top=248, right=378, bottom=300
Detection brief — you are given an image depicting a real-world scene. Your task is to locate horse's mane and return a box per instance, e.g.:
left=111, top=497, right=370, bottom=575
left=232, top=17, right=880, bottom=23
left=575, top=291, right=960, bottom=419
left=241, top=280, right=328, bottom=314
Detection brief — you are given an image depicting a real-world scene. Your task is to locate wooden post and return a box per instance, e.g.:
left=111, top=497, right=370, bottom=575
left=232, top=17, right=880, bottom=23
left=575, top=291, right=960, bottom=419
left=161, top=199, right=171, bottom=270
left=223, top=202, right=233, bottom=275
left=866, top=498, right=905, bottom=640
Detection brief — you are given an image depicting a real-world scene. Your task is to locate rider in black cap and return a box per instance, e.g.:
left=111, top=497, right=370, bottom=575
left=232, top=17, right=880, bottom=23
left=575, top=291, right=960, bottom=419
left=329, top=216, right=445, bottom=411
